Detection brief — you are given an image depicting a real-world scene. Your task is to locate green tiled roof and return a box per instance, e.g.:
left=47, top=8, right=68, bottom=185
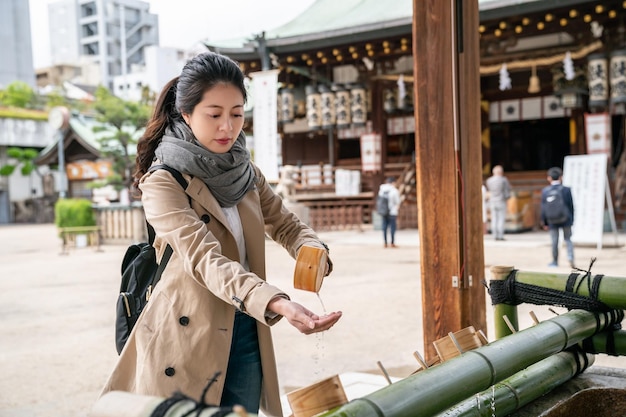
left=264, top=0, right=411, bottom=39
left=35, top=114, right=144, bottom=165
left=205, top=0, right=546, bottom=51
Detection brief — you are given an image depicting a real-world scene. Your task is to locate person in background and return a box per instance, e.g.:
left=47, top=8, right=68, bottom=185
left=481, top=184, right=489, bottom=235
left=541, top=167, right=575, bottom=268
left=485, top=165, right=512, bottom=241
left=99, top=52, right=341, bottom=417
left=378, top=177, right=401, bottom=248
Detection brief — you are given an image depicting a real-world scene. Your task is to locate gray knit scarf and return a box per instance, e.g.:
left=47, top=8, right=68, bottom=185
left=154, top=120, right=255, bottom=208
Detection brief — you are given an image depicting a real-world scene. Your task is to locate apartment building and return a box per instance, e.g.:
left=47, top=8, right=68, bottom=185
left=0, top=0, right=36, bottom=88
left=49, top=0, right=159, bottom=91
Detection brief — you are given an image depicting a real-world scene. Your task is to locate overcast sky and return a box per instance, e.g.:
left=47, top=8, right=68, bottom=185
left=28, top=0, right=316, bottom=68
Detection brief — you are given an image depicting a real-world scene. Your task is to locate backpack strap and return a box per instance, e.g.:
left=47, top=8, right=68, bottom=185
left=144, top=164, right=190, bottom=284
left=149, top=164, right=189, bottom=191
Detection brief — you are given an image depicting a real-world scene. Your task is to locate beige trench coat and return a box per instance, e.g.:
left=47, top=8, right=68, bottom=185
left=101, top=164, right=327, bottom=417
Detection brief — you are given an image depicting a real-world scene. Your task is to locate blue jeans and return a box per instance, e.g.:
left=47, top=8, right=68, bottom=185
left=382, top=215, right=397, bottom=245
left=220, top=311, right=262, bottom=413
left=490, top=201, right=507, bottom=239
left=549, top=226, right=574, bottom=264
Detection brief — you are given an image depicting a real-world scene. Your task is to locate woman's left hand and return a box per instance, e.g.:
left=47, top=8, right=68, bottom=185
left=268, top=298, right=342, bottom=335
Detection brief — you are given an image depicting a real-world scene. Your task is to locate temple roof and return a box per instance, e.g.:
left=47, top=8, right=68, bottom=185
left=204, top=0, right=624, bottom=77
left=204, top=0, right=576, bottom=54
left=35, top=114, right=143, bottom=166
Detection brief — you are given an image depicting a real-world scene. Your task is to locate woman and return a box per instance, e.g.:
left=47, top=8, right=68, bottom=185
left=100, top=52, right=342, bottom=416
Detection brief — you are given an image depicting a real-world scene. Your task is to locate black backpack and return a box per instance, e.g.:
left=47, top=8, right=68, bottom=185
left=544, top=185, right=569, bottom=225
left=376, top=190, right=390, bottom=216
left=115, top=165, right=188, bottom=354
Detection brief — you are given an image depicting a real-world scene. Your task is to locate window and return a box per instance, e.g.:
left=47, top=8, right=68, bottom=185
left=82, top=42, right=99, bottom=55
left=80, top=2, right=96, bottom=18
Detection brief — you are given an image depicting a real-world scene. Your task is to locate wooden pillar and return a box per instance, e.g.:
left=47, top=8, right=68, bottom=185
left=371, top=79, right=387, bottom=191
left=412, top=0, right=486, bottom=360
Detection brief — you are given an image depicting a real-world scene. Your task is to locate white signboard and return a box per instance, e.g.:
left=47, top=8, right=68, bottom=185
left=250, top=70, right=280, bottom=182
left=562, top=154, right=609, bottom=248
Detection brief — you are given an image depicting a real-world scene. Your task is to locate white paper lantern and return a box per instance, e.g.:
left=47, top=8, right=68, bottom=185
left=334, top=85, right=351, bottom=129
left=350, top=84, right=367, bottom=127
left=610, top=49, right=626, bottom=105
left=305, top=85, right=322, bottom=130
left=279, top=88, right=295, bottom=123
left=319, top=85, right=336, bottom=129
left=588, top=53, right=609, bottom=108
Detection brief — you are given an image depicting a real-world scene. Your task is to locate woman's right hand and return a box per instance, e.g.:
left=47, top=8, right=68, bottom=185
left=268, top=297, right=342, bottom=335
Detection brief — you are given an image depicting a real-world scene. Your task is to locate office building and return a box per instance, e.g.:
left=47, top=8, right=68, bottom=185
left=0, top=0, right=36, bottom=88
left=49, top=0, right=159, bottom=90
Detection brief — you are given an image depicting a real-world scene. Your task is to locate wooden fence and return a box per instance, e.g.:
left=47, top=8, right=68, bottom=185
left=93, top=204, right=147, bottom=244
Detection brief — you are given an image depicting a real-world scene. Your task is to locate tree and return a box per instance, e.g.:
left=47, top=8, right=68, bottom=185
left=0, top=81, right=36, bottom=108
left=91, top=86, right=151, bottom=191
left=0, top=147, right=39, bottom=177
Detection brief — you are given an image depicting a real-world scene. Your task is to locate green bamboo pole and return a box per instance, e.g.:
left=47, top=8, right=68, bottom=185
left=490, top=266, right=518, bottom=338
left=497, top=268, right=626, bottom=309
left=320, top=309, right=622, bottom=417
left=433, top=350, right=595, bottom=417
left=583, top=330, right=626, bottom=356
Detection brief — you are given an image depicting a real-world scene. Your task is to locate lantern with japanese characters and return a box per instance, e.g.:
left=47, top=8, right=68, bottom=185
left=305, top=85, right=322, bottom=130
left=610, top=49, right=626, bottom=105
left=319, top=85, right=336, bottom=129
left=334, top=85, right=351, bottom=129
left=350, top=84, right=367, bottom=127
left=279, top=88, right=295, bottom=123
left=588, top=53, right=609, bottom=108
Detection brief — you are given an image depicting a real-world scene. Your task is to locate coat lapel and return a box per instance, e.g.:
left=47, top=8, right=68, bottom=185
left=238, top=187, right=266, bottom=278
left=184, top=176, right=265, bottom=275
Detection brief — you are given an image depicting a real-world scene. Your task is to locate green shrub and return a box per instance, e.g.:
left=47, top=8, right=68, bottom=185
left=55, top=198, right=96, bottom=228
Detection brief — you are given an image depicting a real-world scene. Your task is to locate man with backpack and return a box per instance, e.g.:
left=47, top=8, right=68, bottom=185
left=541, top=167, right=575, bottom=268
left=377, top=177, right=401, bottom=248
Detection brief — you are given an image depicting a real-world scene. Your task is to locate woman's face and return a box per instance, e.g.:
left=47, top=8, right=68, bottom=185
left=182, top=83, right=245, bottom=153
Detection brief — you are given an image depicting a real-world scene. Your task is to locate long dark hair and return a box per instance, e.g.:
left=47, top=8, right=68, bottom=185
left=134, top=52, right=247, bottom=188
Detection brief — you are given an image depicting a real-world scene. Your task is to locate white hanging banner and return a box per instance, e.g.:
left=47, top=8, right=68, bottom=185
left=360, top=133, right=382, bottom=172
left=250, top=70, right=280, bottom=182
left=563, top=154, right=618, bottom=249
left=584, top=112, right=612, bottom=156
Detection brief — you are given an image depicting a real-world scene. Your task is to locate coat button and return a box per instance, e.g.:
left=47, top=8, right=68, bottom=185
left=201, top=214, right=210, bottom=223
left=179, top=316, right=190, bottom=326
left=165, top=367, right=175, bottom=377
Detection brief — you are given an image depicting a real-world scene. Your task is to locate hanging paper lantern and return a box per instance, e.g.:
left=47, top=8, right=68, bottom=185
left=305, top=85, right=322, bottom=130
left=279, top=88, right=295, bottom=123
left=588, top=53, right=608, bottom=108
left=334, top=85, right=351, bottom=129
left=350, top=84, right=367, bottom=127
left=610, top=49, right=626, bottom=105
left=319, top=85, right=336, bottom=129
left=499, top=64, right=512, bottom=91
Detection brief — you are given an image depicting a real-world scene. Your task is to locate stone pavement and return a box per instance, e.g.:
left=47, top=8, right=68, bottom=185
left=0, top=224, right=625, bottom=417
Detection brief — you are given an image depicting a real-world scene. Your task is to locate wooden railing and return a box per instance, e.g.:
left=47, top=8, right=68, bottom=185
left=93, top=203, right=147, bottom=244
left=58, top=225, right=101, bottom=254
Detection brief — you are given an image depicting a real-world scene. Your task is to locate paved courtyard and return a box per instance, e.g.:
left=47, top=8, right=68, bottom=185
left=0, top=224, right=624, bottom=416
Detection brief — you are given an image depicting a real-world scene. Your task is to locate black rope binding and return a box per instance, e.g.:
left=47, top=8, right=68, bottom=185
left=487, top=258, right=612, bottom=312
left=150, top=371, right=237, bottom=417
left=565, top=344, right=589, bottom=376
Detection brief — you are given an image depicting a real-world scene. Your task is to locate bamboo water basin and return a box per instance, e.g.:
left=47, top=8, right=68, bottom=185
left=541, top=388, right=626, bottom=417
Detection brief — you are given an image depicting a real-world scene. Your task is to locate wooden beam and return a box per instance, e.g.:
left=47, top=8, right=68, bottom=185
left=413, top=0, right=486, bottom=361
